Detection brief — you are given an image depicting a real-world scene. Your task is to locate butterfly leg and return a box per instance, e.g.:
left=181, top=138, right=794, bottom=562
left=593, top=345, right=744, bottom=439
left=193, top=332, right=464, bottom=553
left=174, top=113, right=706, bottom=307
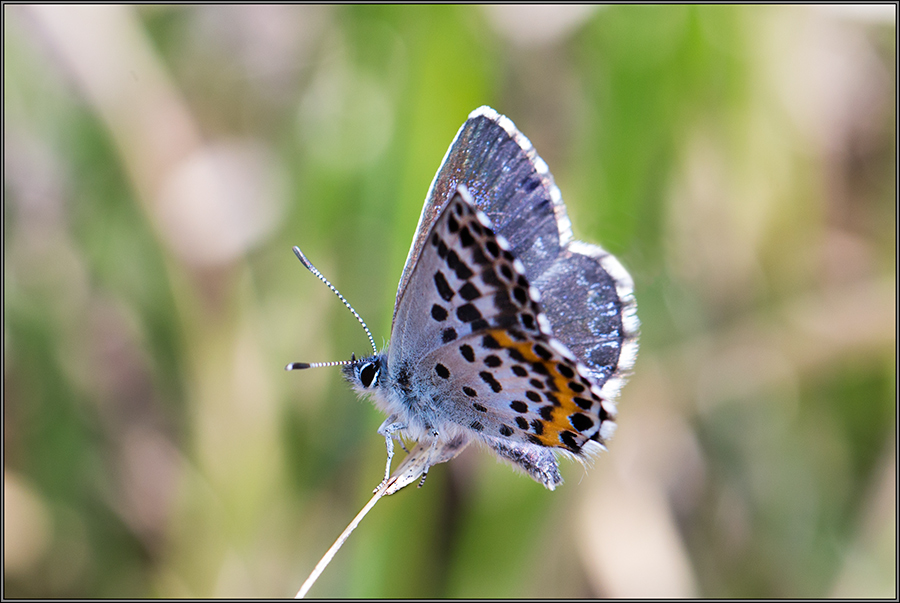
left=376, top=415, right=407, bottom=482
left=417, top=428, right=441, bottom=488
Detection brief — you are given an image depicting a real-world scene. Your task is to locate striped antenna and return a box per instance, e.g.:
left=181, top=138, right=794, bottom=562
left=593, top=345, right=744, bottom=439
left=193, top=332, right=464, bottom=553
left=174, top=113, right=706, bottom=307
left=285, top=359, right=355, bottom=371
left=287, top=247, right=377, bottom=369
left=286, top=354, right=357, bottom=372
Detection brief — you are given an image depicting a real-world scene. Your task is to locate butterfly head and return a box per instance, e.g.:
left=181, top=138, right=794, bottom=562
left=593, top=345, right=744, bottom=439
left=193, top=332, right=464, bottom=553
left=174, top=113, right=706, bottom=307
left=342, top=353, right=386, bottom=392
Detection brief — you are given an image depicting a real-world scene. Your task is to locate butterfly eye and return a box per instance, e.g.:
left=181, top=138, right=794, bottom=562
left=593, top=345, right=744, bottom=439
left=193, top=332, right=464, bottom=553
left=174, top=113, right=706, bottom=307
left=359, top=362, right=379, bottom=388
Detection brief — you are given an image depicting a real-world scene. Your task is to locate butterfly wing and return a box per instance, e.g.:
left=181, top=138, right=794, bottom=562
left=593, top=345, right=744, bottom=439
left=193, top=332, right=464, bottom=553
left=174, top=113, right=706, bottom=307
left=396, top=107, right=638, bottom=399
left=389, top=185, right=530, bottom=368
left=532, top=242, right=639, bottom=399
left=395, top=107, right=565, bottom=313
left=390, top=188, right=617, bottom=488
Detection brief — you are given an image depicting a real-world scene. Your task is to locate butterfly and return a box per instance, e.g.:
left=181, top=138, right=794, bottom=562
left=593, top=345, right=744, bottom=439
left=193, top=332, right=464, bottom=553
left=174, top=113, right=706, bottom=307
left=290, top=106, right=638, bottom=491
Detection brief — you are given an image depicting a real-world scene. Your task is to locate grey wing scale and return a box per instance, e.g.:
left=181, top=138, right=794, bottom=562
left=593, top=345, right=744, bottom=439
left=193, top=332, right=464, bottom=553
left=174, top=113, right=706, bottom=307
left=395, top=107, right=638, bottom=395
left=389, top=189, right=618, bottom=490
left=395, top=107, right=568, bottom=308
left=532, top=242, right=639, bottom=401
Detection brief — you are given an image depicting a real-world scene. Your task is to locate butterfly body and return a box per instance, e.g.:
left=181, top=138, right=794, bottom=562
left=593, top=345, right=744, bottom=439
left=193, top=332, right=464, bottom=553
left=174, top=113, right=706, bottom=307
left=335, top=107, right=638, bottom=490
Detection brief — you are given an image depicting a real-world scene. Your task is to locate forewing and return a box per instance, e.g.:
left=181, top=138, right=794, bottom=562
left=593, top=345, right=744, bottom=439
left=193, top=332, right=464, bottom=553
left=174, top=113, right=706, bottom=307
left=395, top=107, right=567, bottom=320
left=391, top=187, right=617, bottom=459
left=396, top=107, right=638, bottom=395
left=389, top=187, right=541, bottom=368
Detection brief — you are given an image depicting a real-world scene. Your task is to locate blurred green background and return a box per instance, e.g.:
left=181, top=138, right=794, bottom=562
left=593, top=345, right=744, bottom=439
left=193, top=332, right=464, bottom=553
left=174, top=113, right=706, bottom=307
left=4, top=5, right=895, bottom=598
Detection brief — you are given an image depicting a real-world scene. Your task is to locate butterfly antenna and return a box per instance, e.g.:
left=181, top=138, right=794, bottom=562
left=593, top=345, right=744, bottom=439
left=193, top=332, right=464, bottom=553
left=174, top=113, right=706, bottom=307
left=286, top=359, right=355, bottom=371
left=287, top=247, right=378, bottom=368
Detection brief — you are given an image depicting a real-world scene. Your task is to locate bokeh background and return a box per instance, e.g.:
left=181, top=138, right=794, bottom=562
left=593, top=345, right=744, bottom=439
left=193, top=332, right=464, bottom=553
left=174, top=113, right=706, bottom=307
left=4, top=5, right=895, bottom=598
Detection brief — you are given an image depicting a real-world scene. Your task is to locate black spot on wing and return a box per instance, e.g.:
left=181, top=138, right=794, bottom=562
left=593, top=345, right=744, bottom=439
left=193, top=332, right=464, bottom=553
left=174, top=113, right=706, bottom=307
left=457, top=304, right=482, bottom=323
left=570, top=413, right=594, bottom=432
left=470, top=318, right=490, bottom=332
left=560, top=430, right=579, bottom=452
left=557, top=364, right=575, bottom=379
left=459, top=225, right=475, bottom=247
left=482, top=334, right=501, bottom=349
left=434, top=271, right=453, bottom=301
left=459, top=282, right=481, bottom=301
left=431, top=304, right=448, bottom=321
left=510, top=400, right=528, bottom=413
left=573, top=396, right=592, bottom=410
left=479, top=371, right=503, bottom=393
left=446, top=249, right=474, bottom=280
left=533, top=344, right=552, bottom=360
left=481, top=267, right=502, bottom=287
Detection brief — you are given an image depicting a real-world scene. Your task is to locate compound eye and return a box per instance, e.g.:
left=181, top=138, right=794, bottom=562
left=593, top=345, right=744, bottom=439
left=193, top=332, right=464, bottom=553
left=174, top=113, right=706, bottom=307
left=359, top=362, right=378, bottom=388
